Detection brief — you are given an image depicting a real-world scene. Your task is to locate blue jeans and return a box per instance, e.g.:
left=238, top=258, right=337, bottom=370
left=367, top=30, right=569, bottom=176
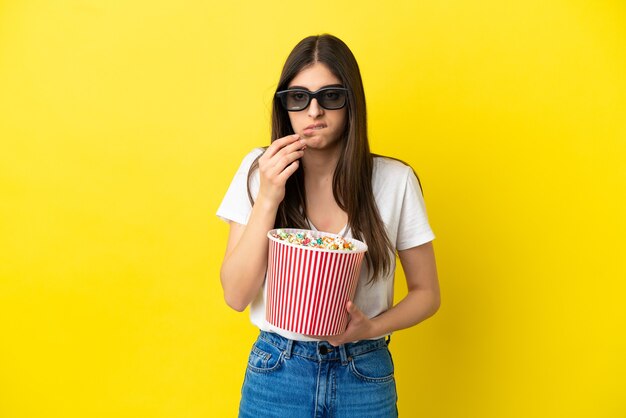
left=239, top=331, right=398, bottom=418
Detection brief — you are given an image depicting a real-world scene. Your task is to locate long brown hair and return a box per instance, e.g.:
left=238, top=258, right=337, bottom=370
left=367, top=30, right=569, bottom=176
left=248, top=34, right=395, bottom=283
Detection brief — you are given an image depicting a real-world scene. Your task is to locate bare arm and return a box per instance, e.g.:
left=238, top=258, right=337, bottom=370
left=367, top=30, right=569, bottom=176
left=220, top=134, right=306, bottom=311
left=325, top=241, right=440, bottom=345
left=370, top=241, right=441, bottom=334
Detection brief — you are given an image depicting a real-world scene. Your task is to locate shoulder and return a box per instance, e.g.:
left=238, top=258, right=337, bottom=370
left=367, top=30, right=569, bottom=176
left=372, top=154, right=424, bottom=199
left=372, top=154, right=414, bottom=179
left=242, top=147, right=265, bottom=166
left=235, top=147, right=265, bottom=174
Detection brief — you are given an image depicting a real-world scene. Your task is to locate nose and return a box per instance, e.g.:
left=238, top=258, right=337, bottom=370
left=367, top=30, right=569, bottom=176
left=307, top=98, right=324, bottom=118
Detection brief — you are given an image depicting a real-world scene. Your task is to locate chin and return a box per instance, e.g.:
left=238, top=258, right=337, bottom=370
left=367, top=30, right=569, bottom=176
left=303, top=133, right=325, bottom=143
left=306, top=137, right=341, bottom=151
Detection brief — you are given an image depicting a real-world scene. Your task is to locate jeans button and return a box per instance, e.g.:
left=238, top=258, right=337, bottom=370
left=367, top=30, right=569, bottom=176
left=319, top=345, right=328, bottom=355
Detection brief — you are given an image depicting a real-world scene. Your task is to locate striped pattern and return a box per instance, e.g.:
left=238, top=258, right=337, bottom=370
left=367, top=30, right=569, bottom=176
left=266, top=237, right=365, bottom=336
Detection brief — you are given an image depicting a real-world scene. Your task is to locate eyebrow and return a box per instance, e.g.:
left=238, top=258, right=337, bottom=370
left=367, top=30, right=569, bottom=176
left=286, top=84, right=344, bottom=91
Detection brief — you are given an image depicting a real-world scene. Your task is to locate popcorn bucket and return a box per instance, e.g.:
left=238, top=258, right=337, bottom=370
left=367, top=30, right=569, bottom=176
left=266, top=228, right=367, bottom=336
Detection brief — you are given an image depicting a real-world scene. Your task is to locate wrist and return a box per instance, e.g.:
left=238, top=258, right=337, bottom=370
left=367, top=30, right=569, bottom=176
left=369, top=316, right=389, bottom=339
left=254, top=194, right=281, bottom=214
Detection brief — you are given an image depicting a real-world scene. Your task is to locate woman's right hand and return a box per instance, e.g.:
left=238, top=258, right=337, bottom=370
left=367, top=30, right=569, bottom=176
left=257, top=134, right=306, bottom=207
left=220, top=134, right=306, bottom=311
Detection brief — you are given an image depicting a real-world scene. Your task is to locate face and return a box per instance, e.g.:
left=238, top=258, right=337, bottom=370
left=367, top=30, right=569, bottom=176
left=286, top=62, right=347, bottom=150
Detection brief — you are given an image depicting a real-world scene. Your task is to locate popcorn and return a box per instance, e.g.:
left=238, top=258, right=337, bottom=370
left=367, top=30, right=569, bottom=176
left=270, top=229, right=355, bottom=251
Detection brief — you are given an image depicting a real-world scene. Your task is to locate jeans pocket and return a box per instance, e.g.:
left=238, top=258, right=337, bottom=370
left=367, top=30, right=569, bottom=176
left=348, top=347, right=395, bottom=383
left=246, top=338, right=284, bottom=374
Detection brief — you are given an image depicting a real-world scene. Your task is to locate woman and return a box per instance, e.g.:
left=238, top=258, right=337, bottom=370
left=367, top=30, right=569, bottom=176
left=217, top=33, right=440, bottom=417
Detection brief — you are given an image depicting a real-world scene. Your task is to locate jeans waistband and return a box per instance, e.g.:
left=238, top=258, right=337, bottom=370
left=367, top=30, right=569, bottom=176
left=258, top=331, right=390, bottom=364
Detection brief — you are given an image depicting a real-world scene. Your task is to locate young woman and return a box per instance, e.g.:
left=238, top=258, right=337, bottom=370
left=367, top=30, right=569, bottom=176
left=217, top=34, right=440, bottom=418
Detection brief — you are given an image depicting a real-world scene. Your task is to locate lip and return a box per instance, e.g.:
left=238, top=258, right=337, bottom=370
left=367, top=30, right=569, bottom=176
left=305, top=123, right=327, bottom=130
left=302, top=123, right=327, bottom=136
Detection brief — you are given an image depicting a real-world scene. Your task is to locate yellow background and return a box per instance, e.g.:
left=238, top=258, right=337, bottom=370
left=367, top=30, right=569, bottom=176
left=1, top=0, right=625, bottom=417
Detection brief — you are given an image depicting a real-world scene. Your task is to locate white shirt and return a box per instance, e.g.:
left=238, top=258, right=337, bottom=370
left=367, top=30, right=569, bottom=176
left=217, top=148, right=435, bottom=341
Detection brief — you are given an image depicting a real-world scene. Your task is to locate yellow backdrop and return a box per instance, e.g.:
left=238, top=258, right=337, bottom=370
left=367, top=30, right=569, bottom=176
left=1, top=0, right=625, bottom=417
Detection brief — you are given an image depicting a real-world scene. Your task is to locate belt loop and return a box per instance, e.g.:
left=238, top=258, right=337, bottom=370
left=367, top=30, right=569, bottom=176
left=284, top=338, right=294, bottom=359
left=339, top=344, right=349, bottom=366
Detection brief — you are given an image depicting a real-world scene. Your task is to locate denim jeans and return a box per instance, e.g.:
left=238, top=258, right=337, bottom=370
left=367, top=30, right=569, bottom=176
left=238, top=331, right=398, bottom=418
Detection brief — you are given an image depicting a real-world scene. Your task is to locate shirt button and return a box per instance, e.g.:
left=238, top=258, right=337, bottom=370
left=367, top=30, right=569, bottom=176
left=319, top=345, right=328, bottom=355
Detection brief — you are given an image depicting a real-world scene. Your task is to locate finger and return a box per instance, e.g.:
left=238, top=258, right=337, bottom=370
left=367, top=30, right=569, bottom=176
left=327, top=338, right=341, bottom=347
left=268, top=137, right=306, bottom=166
left=276, top=159, right=300, bottom=183
left=262, top=138, right=304, bottom=180
left=347, top=301, right=364, bottom=320
left=266, top=145, right=304, bottom=179
left=261, top=145, right=304, bottom=180
left=347, top=300, right=357, bottom=313
left=263, top=134, right=300, bottom=160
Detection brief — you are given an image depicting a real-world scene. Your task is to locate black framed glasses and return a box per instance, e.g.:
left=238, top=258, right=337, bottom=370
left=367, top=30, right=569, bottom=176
left=275, top=87, right=349, bottom=111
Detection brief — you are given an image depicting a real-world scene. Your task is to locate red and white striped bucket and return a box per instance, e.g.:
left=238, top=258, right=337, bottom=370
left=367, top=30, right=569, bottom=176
left=266, top=228, right=367, bottom=336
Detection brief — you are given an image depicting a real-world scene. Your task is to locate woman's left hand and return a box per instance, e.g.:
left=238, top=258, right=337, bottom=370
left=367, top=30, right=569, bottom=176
left=321, top=301, right=375, bottom=346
